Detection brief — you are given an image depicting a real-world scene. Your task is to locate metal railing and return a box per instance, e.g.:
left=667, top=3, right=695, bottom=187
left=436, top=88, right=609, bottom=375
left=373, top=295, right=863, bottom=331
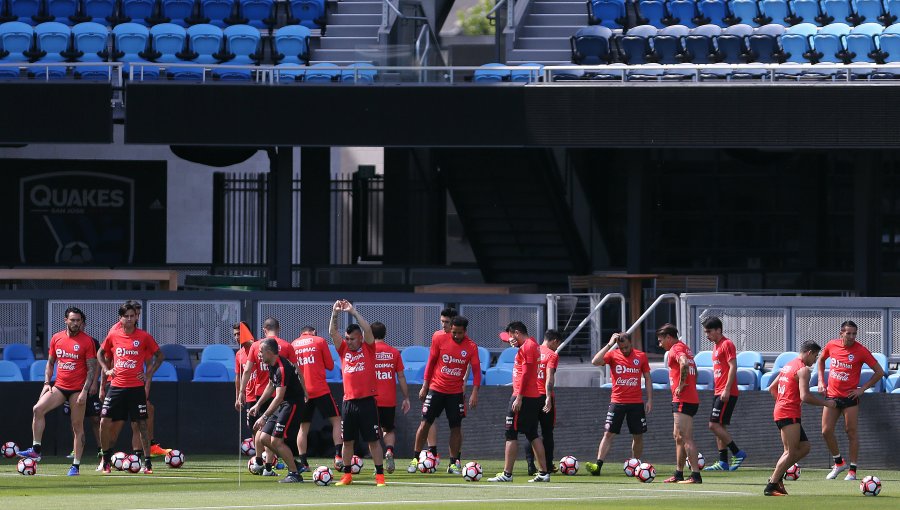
left=485, top=0, right=516, bottom=31
left=553, top=293, right=626, bottom=354
left=625, top=293, right=682, bottom=339
left=0, top=62, right=123, bottom=85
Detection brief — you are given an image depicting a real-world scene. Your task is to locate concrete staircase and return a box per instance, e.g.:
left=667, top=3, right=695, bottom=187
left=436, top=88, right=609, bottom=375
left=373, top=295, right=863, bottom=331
left=507, top=0, right=589, bottom=64
left=311, top=0, right=384, bottom=64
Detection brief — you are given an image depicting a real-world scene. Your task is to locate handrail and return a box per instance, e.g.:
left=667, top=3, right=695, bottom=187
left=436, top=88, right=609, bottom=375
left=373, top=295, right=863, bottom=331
left=381, top=0, right=428, bottom=28
left=554, top=293, right=626, bottom=354
left=485, top=0, right=516, bottom=30
left=415, top=23, right=444, bottom=67
left=625, top=293, right=681, bottom=338
left=485, top=0, right=507, bottom=18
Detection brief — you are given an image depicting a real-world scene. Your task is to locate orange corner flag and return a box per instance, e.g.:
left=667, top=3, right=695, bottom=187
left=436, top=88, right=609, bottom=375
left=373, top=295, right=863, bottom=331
left=238, top=321, right=255, bottom=344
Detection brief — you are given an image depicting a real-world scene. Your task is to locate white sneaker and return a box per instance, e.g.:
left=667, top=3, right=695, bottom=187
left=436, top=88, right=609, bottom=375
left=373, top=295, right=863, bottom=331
left=407, top=459, right=418, bottom=473
left=844, top=470, right=857, bottom=481
left=487, top=472, right=513, bottom=482
left=96, top=459, right=104, bottom=472
left=825, top=462, right=847, bottom=480
left=262, top=469, right=278, bottom=477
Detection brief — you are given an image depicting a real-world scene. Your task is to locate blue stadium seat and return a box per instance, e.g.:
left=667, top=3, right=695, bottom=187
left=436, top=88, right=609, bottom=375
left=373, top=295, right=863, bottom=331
left=884, top=0, right=900, bottom=25
left=200, top=343, right=235, bottom=371
left=759, top=351, right=798, bottom=388
left=654, top=23, right=690, bottom=63
left=791, top=0, right=828, bottom=26
left=716, top=22, right=753, bottom=62
left=46, top=0, right=78, bottom=25
left=510, top=62, right=544, bottom=82
left=570, top=25, right=613, bottom=64
left=736, top=367, right=759, bottom=390
left=859, top=369, right=883, bottom=392
left=272, top=23, right=309, bottom=74
left=853, top=0, right=886, bottom=24
left=496, top=346, right=518, bottom=371
left=476, top=345, right=491, bottom=372
left=149, top=22, right=186, bottom=63
left=650, top=367, right=670, bottom=389
left=808, top=368, right=828, bottom=391
left=400, top=345, right=429, bottom=369
left=873, top=23, right=900, bottom=76
left=747, top=23, right=786, bottom=62
left=779, top=21, right=817, bottom=70
left=153, top=361, right=179, bottom=382
left=199, top=0, right=235, bottom=27
left=29, top=359, right=57, bottom=381
left=686, top=24, right=723, bottom=72
left=72, top=22, right=111, bottom=79
left=160, top=0, right=197, bottom=26
left=821, top=0, right=855, bottom=24
left=341, top=61, right=375, bottom=82
left=169, top=22, right=222, bottom=80
left=2, top=343, right=34, bottom=380
left=812, top=22, right=851, bottom=62
left=82, top=0, right=117, bottom=25
left=288, top=0, right=325, bottom=29
left=846, top=22, right=883, bottom=71
left=237, top=0, right=273, bottom=28
left=696, top=367, right=714, bottom=390
left=484, top=367, right=513, bottom=386
left=8, top=0, right=41, bottom=25
left=121, top=0, right=157, bottom=26
left=637, top=0, right=669, bottom=28
left=693, top=349, right=713, bottom=368
left=759, top=0, right=792, bottom=26
left=32, top=21, right=70, bottom=80
left=729, top=0, right=762, bottom=26
left=160, top=343, right=193, bottom=382
left=618, top=24, right=658, bottom=64
left=303, top=61, right=339, bottom=81
left=737, top=350, right=763, bottom=370
left=871, top=352, right=889, bottom=373
left=698, top=0, right=734, bottom=27
left=113, top=22, right=159, bottom=78
left=214, top=23, right=259, bottom=80
left=668, top=0, right=702, bottom=28
left=0, top=359, right=24, bottom=381
left=886, top=373, right=900, bottom=392
left=403, top=364, right=425, bottom=384
left=325, top=343, right=342, bottom=382
left=192, top=361, right=232, bottom=382
left=473, top=62, right=510, bottom=82
left=589, top=0, right=627, bottom=29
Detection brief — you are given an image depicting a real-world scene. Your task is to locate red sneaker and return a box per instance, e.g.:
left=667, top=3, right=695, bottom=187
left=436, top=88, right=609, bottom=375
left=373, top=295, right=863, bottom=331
left=375, top=474, right=386, bottom=486
left=335, top=473, right=353, bottom=486
left=663, top=475, right=684, bottom=483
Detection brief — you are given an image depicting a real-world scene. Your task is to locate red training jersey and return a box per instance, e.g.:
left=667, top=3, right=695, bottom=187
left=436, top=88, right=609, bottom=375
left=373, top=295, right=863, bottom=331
left=424, top=333, right=481, bottom=393
left=338, top=340, right=378, bottom=400
left=604, top=348, right=650, bottom=404
left=712, top=337, right=739, bottom=396
left=49, top=330, right=97, bottom=391
left=292, top=334, right=334, bottom=399
left=774, top=357, right=806, bottom=420
left=100, top=328, right=159, bottom=389
left=667, top=342, right=699, bottom=404
left=536, top=344, right=560, bottom=396
left=822, top=339, right=879, bottom=398
left=374, top=341, right=404, bottom=407
left=235, top=343, right=257, bottom=402
left=247, top=337, right=297, bottom=398
left=512, top=338, right=541, bottom=398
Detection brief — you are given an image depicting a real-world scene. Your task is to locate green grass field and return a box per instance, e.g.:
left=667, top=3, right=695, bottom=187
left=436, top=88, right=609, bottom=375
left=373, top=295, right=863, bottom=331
left=0, top=455, right=896, bottom=509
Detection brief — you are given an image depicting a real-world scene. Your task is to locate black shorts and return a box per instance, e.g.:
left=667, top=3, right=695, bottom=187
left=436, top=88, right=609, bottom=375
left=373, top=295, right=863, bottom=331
left=504, top=396, right=543, bottom=441
left=605, top=403, right=647, bottom=435
left=85, top=394, right=102, bottom=417
left=775, top=418, right=808, bottom=442
left=378, top=406, right=396, bottom=432
left=261, top=400, right=301, bottom=438
left=672, top=401, right=699, bottom=416
left=828, top=396, right=859, bottom=409
left=709, top=395, right=738, bottom=425
left=300, top=393, right=340, bottom=423
left=539, top=395, right=556, bottom=430
left=101, top=386, right=148, bottom=422
left=341, top=397, right=382, bottom=443
left=422, top=390, right=466, bottom=428
left=56, top=387, right=80, bottom=400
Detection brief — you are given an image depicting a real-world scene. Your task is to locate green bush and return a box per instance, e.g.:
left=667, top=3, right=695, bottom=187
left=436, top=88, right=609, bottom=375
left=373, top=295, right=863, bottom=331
left=457, top=0, right=496, bottom=36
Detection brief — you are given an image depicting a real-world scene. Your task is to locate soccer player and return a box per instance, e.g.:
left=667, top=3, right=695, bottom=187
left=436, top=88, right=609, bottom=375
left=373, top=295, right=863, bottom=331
left=372, top=321, right=410, bottom=474
left=657, top=323, right=702, bottom=484
left=248, top=338, right=306, bottom=483
left=413, top=315, right=480, bottom=475
left=584, top=332, right=652, bottom=476
left=328, top=300, right=386, bottom=486
left=407, top=307, right=456, bottom=473
left=233, top=321, right=256, bottom=439
left=488, top=322, right=549, bottom=483
left=526, top=329, right=562, bottom=476
left=702, top=316, right=747, bottom=471
left=97, top=302, right=163, bottom=474
left=818, top=320, right=885, bottom=481
left=292, top=325, right=344, bottom=472
left=18, top=307, right=98, bottom=476
left=765, top=341, right=837, bottom=496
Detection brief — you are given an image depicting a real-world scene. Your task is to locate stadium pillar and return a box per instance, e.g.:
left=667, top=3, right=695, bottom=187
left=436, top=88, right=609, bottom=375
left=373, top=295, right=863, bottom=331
left=300, top=148, right=331, bottom=269
left=854, top=160, right=881, bottom=296
left=383, top=148, right=446, bottom=265
left=267, top=147, right=293, bottom=289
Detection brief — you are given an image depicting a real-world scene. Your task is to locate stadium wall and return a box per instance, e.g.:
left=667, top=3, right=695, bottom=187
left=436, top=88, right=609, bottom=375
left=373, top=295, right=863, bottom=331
left=4, top=383, right=899, bottom=469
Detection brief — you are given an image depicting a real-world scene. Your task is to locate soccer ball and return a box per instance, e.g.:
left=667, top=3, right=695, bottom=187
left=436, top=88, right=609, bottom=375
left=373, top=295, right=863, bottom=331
left=247, top=457, right=264, bottom=475
left=784, top=463, right=801, bottom=481
left=635, top=462, right=655, bottom=483
left=349, top=455, right=364, bottom=474
left=240, top=438, right=255, bottom=457
left=462, top=461, right=482, bottom=482
left=2, top=441, right=18, bottom=458
left=262, top=450, right=284, bottom=470
left=313, top=466, right=333, bottom=486
left=623, top=458, right=642, bottom=477
left=860, top=475, right=882, bottom=496
left=685, top=452, right=705, bottom=471
left=559, top=455, right=579, bottom=475
left=165, top=449, right=184, bottom=468
left=112, top=451, right=128, bottom=471
left=123, top=454, right=142, bottom=473
left=417, top=451, right=437, bottom=474
left=17, top=457, right=37, bottom=475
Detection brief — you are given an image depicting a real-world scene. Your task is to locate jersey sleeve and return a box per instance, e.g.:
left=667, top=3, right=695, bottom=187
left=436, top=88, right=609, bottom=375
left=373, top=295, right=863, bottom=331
left=320, top=339, right=335, bottom=371
left=725, top=341, right=737, bottom=362
left=862, top=349, right=879, bottom=371
left=146, top=333, right=160, bottom=356
left=422, top=336, right=441, bottom=384
left=48, top=336, right=58, bottom=358
left=640, top=353, right=650, bottom=373
left=548, top=352, right=559, bottom=371
left=603, top=350, right=614, bottom=365
left=99, top=335, right=112, bottom=357
left=235, top=352, right=242, bottom=375
left=470, top=344, right=482, bottom=386
left=84, top=338, right=97, bottom=359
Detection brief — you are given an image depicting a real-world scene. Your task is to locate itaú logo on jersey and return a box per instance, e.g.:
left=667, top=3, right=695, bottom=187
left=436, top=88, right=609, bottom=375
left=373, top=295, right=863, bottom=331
left=115, top=359, right=138, bottom=369
left=58, top=361, right=77, bottom=371
left=832, top=359, right=853, bottom=370
left=115, top=347, right=139, bottom=357
left=440, top=366, right=463, bottom=377
left=615, top=365, right=640, bottom=374
left=441, top=354, right=466, bottom=365
left=56, top=349, right=80, bottom=360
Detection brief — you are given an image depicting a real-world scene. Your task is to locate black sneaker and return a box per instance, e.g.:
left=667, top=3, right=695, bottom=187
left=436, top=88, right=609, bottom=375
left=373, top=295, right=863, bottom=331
left=279, top=472, right=303, bottom=483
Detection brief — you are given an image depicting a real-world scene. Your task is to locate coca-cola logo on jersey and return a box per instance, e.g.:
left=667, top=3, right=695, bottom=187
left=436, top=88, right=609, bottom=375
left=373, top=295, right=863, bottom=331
left=345, top=363, right=366, bottom=373
left=441, top=366, right=463, bottom=377
left=441, top=354, right=465, bottom=365
left=58, top=361, right=77, bottom=371
left=115, top=359, right=137, bottom=369
left=115, top=347, right=139, bottom=357
left=56, top=349, right=79, bottom=360
left=616, top=378, right=640, bottom=387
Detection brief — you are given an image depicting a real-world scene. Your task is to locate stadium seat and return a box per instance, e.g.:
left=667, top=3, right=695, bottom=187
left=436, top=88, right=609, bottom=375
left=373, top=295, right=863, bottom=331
left=510, top=62, right=544, bottom=82
left=325, top=343, right=342, bottom=382
left=810, top=22, right=851, bottom=65
left=237, top=0, right=274, bottom=29
left=46, top=0, right=79, bottom=25
left=736, top=368, right=759, bottom=390
left=881, top=0, right=900, bottom=25
left=149, top=22, right=186, bottom=64
left=192, top=361, right=232, bottom=382
left=400, top=345, right=429, bottom=372
left=747, top=23, right=786, bottom=63
left=845, top=22, right=884, bottom=75
left=618, top=24, right=658, bottom=64
left=160, top=0, right=197, bottom=26
left=650, top=367, right=669, bottom=389
left=667, top=0, right=703, bottom=28
left=571, top=25, right=613, bottom=64
left=31, top=21, right=70, bottom=79
left=271, top=24, right=309, bottom=79
left=120, top=0, right=158, bottom=26
left=0, top=360, right=24, bottom=381
left=3, top=343, right=34, bottom=380
left=859, top=369, right=882, bottom=392
left=303, top=61, right=339, bottom=82
left=886, top=373, right=900, bottom=392
left=496, top=346, right=518, bottom=371
left=758, top=0, right=791, bottom=26
left=893, top=387, right=900, bottom=394
left=696, top=367, right=714, bottom=390
left=759, top=351, right=798, bottom=388
left=200, top=343, right=235, bottom=371
left=82, top=0, right=117, bottom=25
left=654, top=24, right=690, bottom=63
left=198, top=0, right=236, bottom=27
left=589, top=0, right=627, bottom=29
left=29, top=359, right=59, bottom=381
left=473, top=62, right=510, bottom=82
left=214, top=23, right=260, bottom=80
left=871, top=352, right=889, bottom=373
left=288, top=0, right=325, bottom=29
left=778, top=21, right=818, bottom=77
left=716, top=23, right=753, bottom=63
left=729, top=0, right=762, bottom=26
left=153, top=361, right=179, bottom=382
left=877, top=22, right=900, bottom=71
left=808, top=369, right=828, bottom=391
left=698, top=0, right=735, bottom=27
left=166, top=22, right=222, bottom=80
left=484, top=367, right=513, bottom=385
left=160, top=343, right=193, bottom=382
left=403, top=364, right=425, bottom=384
left=637, top=0, right=669, bottom=28
left=791, top=0, right=828, bottom=26
left=736, top=350, right=763, bottom=387
left=693, top=350, right=713, bottom=368
left=7, top=0, right=41, bottom=25
left=853, top=0, right=885, bottom=24
left=821, top=0, right=855, bottom=25
left=112, top=22, right=160, bottom=79
left=476, top=346, right=491, bottom=373
left=71, top=22, right=111, bottom=79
